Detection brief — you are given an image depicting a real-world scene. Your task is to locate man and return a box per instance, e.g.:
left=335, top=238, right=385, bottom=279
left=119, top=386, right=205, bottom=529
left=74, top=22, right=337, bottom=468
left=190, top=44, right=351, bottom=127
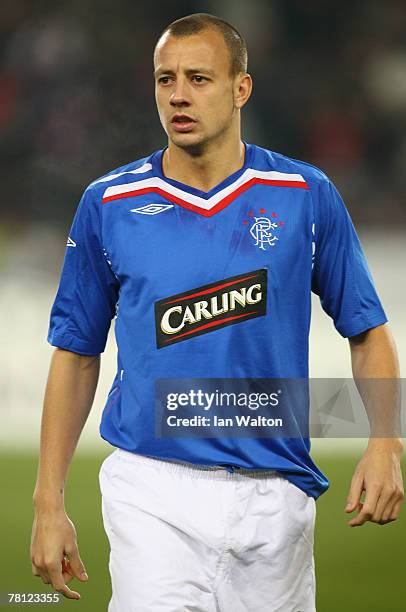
left=31, top=12, right=404, bottom=612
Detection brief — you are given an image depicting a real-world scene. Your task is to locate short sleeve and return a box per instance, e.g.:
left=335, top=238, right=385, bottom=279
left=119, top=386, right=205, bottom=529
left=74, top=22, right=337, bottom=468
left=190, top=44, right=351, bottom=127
left=311, top=177, right=387, bottom=338
left=47, top=187, right=120, bottom=355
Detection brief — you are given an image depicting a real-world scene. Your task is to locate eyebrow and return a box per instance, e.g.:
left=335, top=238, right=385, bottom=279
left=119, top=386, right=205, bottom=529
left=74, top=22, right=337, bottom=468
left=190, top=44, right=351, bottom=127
left=154, top=67, right=216, bottom=78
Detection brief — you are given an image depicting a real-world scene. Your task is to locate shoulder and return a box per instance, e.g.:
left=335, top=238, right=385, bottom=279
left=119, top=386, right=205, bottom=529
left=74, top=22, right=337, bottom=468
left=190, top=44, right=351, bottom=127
left=82, top=153, right=155, bottom=200
left=251, top=143, right=331, bottom=188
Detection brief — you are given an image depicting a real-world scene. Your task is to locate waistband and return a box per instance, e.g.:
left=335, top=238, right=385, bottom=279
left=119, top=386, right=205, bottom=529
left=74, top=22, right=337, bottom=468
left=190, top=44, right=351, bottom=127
left=111, top=448, right=281, bottom=481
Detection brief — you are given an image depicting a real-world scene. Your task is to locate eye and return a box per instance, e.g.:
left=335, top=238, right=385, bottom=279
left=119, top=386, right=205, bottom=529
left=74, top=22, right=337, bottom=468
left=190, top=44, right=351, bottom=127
left=158, top=76, right=172, bottom=85
left=192, top=75, right=208, bottom=83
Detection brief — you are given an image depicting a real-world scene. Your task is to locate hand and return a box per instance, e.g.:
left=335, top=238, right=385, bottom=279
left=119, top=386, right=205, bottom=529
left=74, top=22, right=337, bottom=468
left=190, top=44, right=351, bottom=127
left=345, top=439, right=404, bottom=527
left=30, top=509, right=88, bottom=599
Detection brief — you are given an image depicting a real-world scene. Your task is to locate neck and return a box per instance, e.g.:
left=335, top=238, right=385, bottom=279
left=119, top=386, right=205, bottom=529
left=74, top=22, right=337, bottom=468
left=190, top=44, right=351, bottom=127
left=162, top=133, right=246, bottom=192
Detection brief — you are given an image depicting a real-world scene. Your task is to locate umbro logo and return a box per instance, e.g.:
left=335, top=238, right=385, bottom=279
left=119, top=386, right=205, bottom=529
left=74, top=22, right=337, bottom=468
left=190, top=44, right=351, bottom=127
left=131, top=203, right=174, bottom=215
left=66, top=236, right=76, bottom=247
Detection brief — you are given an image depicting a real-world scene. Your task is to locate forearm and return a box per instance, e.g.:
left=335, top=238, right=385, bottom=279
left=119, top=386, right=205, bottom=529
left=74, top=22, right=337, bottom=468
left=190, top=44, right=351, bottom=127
left=33, top=348, right=100, bottom=509
left=349, top=324, right=403, bottom=450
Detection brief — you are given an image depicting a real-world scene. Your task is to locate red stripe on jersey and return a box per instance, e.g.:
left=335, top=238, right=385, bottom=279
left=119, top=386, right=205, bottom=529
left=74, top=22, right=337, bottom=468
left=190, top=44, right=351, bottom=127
left=102, top=178, right=309, bottom=217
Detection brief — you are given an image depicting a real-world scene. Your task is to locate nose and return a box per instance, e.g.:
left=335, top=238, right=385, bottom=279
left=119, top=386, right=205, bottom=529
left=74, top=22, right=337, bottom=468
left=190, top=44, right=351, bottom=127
left=169, top=77, right=190, bottom=107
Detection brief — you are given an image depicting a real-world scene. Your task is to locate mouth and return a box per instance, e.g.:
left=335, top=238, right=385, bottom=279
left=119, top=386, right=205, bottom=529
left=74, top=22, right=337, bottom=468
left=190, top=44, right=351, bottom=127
left=171, top=114, right=196, bottom=132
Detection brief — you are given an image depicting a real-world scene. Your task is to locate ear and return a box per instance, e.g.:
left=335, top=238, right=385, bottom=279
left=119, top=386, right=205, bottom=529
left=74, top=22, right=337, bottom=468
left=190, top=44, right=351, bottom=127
left=234, top=73, right=253, bottom=109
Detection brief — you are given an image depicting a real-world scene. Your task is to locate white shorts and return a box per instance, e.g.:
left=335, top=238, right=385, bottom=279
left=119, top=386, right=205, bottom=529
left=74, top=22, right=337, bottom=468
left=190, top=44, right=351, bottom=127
left=99, top=449, right=316, bottom=612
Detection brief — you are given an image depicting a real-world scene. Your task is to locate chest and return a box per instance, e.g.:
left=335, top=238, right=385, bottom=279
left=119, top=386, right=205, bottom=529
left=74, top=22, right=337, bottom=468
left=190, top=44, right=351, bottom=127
left=101, top=185, right=314, bottom=295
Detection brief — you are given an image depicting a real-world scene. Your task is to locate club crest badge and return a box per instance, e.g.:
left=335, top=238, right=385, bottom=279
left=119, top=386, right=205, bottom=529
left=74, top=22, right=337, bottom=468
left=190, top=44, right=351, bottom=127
left=242, top=208, right=285, bottom=251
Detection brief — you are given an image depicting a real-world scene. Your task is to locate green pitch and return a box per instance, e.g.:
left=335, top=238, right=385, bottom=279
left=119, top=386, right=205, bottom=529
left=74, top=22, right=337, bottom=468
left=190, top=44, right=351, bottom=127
left=1, top=451, right=405, bottom=611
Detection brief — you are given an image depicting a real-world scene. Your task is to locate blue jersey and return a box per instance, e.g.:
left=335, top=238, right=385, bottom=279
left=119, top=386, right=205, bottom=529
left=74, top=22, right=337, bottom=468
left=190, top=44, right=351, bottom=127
left=47, top=142, right=387, bottom=499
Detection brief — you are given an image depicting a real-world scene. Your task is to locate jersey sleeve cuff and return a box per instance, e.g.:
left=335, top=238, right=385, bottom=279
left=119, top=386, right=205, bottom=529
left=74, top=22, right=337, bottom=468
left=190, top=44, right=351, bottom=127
left=47, top=330, right=105, bottom=356
left=335, top=310, right=388, bottom=339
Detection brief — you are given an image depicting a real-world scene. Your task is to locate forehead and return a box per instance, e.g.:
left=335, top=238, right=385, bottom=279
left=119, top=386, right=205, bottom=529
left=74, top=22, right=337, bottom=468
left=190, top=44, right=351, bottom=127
left=154, top=29, right=231, bottom=74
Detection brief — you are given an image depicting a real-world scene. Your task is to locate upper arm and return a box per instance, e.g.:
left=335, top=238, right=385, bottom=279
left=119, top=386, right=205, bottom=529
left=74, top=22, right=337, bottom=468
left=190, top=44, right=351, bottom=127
left=47, top=188, right=120, bottom=356
left=348, top=323, right=387, bottom=346
left=311, top=177, right=388, bottom=338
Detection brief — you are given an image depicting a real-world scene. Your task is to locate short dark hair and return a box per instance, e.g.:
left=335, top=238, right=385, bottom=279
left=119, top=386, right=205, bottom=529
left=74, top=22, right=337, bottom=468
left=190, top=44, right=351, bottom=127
left=156, top=13, right=248, bottom=77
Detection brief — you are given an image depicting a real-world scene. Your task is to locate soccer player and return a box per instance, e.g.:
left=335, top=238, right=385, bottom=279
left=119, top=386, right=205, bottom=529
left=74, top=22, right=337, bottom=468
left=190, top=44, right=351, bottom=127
left=31, top=13, right=404, bottom=611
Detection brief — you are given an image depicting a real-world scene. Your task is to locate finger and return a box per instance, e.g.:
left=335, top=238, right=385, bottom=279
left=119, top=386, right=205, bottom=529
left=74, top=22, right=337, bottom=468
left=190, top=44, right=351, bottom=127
left=371, top=488, right=395, bottom=523
left=348, top=509, right=371, bottom=526
left=47, top=565, right=80, bottom=599
left=61, top=558, right=76, bottom=584
left=62, top=557, right=74, bottom=576
left=377, top=500, right=396, bottom=523
left=38, top=570, right=51, bottom=585
left=379, top=491, right=400, bottom=523
left=62, top=571, right=75, bottom=585
left=347, top=501, right=365, bottom=526
left=348, top=498, right=381, bottom=527
left=388, top=499, right=403, bottom=521
left=35, top=570, right=51, bottom=584
left=31, top=562, right=50, bottom=584
left=345, top=474, right=364, bottom=512
left=65, top=548, right=88, bottom=582
left=349, top=484, right=381, bottom=526
left=31, top=562, right=41, bottom=578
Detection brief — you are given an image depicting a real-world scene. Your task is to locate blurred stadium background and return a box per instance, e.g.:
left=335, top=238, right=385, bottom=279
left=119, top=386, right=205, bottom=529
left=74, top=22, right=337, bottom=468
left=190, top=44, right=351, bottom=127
left=1, top=0, right=405, bottom=610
